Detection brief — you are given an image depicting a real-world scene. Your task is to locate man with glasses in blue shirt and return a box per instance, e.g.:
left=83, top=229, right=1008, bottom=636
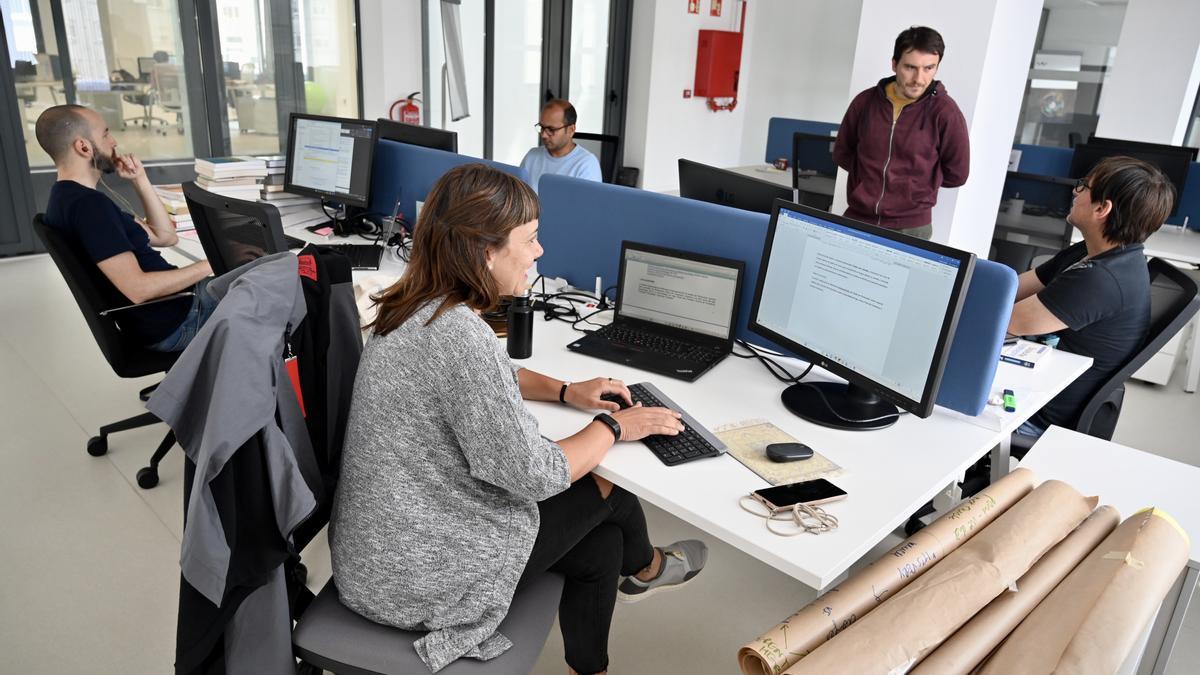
left=520, top=99, right=602, bottom=194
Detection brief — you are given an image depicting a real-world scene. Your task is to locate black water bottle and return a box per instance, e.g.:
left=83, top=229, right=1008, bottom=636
left=507, top=291, right=534, bottom=359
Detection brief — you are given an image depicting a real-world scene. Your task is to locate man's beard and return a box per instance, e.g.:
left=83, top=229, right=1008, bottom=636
left=90, top=138, right=116, bottom=174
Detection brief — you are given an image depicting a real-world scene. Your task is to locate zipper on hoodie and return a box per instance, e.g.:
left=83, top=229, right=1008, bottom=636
left=873, top=83, right=937, bottom=224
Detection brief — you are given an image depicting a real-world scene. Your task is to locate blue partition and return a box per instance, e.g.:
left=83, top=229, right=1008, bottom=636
left=368, top=140, right=528, bottom=224
left=539, top=174, right=1017, bottom=416
left=764, top=117, right=839, bottom=165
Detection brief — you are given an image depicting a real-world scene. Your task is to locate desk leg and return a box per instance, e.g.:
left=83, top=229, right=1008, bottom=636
left=990, top=435, right=1012, bottom=485
left=1185, top=315, right=1199, bottom=393
left=1138, top=564, right=1199, bottom=675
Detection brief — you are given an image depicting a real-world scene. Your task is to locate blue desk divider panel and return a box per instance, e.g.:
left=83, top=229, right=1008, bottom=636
left=935, top=259, right=1017, bottom=415
left=538, top=174, right=1017, bottom=416
left=537, top=174, right=781, bottom=351
left=368, top=139, right=528, bottom=225
left=765, top=117, right=839, bottom=165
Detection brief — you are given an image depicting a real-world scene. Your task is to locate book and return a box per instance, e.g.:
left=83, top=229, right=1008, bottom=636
left=196, top=175, right=262, bottom=188
left=261, top=184, right=285, bottom=193
left=263, top=173, right=286, bottom=186
left=194, top=156, right=268, bottom=180
left=1000, top=340, right=1051, bottom=368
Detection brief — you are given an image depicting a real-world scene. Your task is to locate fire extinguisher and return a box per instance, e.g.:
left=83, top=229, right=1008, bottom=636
left=389, top=92, right=421, bottom=125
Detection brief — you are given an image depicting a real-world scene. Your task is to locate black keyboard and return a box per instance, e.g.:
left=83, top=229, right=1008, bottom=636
left=328, top=243, right=384, bottom=270
left=597, top=324, right=723, bottom=364
left=602, top=382, right=726, bottom=466
left=283, top=234, right=307, bottom=250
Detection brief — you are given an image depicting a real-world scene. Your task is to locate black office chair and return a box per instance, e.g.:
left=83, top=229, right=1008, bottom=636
left=573, top=132, right=621, bottom=184
left=1010, top=256, right=1200, bottom=458
left=33, top=215, right=186, bottom=489
left=183, top=181, right=289, bottom=275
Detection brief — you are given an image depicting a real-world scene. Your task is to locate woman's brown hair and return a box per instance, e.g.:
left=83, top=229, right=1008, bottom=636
left=368, top=163, right=540, bottom=335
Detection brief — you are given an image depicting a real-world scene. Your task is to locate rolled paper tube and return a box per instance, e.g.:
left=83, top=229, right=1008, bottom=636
left=911, top=505, right=1120, bottom=675
left=785, top=480, right=1097, bottom=675
left=979, top=508, right=1190, bottom=675
left=736, top=468, right=1037, bottom=675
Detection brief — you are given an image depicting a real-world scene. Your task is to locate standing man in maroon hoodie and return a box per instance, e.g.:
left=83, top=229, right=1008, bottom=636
left=833, top=26, right=970, bottom=240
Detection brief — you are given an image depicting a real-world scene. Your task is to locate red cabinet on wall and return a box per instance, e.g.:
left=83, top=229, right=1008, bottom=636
left=694, top=29, right=743, bottom=98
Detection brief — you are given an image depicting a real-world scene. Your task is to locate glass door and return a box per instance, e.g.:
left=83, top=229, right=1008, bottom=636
left=490, top=0, right=543, bottom=166
left=566, top=0, right=608, bottom=133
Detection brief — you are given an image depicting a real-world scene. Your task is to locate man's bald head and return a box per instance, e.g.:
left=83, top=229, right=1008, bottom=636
left=35, top=104, right=95, bottom=165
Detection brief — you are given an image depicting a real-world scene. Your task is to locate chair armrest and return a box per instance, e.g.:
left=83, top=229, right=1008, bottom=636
left=99, top=291, right=194, bottom=317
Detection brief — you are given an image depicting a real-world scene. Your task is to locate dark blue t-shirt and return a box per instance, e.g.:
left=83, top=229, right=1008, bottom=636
left=44, top=180, right=191, bottom=344
left=1032, top=241, right=1150, bottom=430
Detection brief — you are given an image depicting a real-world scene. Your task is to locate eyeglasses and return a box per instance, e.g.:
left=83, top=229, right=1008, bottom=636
left=534, top=123, right=570, bottom=136
left=1074, top=178, right=1091, bottom=194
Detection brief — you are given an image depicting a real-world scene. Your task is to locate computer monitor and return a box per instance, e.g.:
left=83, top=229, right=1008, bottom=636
left=1086, top=135, right=1198, bottom=161
left=137, top=57, right=157, bottom=82
left=224, top=61, right=241, bottom=79
left=284, top=114, right=377, bottom=208
left=1070, top=141, right=1191, bottom=216
left=749, top=201, right=975, bottom=430
left=375, top=118, right=458, bottom=153
left=678, top=159, right=796, bottom=214
left=791, top=131, right=838, bottom=180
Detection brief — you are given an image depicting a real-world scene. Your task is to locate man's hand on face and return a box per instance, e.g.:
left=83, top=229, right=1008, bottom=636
left=115, top=152, right=147, bottom=182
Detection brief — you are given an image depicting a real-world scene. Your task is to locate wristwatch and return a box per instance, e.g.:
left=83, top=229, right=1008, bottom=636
left=593, top=413, right=621, bottom=442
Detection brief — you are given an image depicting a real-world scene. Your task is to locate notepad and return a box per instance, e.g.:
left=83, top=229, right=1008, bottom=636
left=1000, top=340, right=1051, bottom=368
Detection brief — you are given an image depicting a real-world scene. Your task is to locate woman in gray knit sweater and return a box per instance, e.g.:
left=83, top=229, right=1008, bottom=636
left=330, top=164, right=708, bottom=674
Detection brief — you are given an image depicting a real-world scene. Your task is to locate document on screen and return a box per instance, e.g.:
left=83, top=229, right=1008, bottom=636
left=621, top=257, right=737, bottom=337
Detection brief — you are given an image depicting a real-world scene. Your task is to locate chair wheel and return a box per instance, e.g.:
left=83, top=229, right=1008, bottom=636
left=136, top=467, right=159, bottom=489
left=87, top=436, right=108, bottom=456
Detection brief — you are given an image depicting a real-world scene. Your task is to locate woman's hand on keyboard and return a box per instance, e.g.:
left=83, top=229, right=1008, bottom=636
left=566, top=377, right=632, bottom=411
left=611, top=404, right=685, bottom=442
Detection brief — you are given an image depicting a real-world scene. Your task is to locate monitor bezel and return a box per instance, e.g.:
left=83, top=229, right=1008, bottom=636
left=614, top=240, right=746, bottom=349
left=375, top=118, right=459, bottom=153
left=677, top=158, right=793, bottom=215
left=1069, top=141, right=1190, bottom=216
left=747, top=199, right=976, bottom=418
left=284, top=113, right=377, bottom=208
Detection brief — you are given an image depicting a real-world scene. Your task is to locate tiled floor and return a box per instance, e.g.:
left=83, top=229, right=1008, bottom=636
left=1, top=251, right=1197, bottom=674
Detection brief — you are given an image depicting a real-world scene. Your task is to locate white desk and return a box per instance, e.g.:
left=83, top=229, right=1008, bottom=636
left=1019, top=426, right=1200, bottom=675
left=521, top=319, right=1090, bottom=590
left=726, top=164, right=837, bottom=197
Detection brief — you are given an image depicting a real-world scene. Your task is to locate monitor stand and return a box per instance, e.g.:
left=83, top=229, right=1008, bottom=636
left=781, top=381, right=899, bottom=431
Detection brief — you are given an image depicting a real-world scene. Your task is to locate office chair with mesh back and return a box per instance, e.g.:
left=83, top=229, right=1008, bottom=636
left=183, top=181, right=289, bottom=275
left=34, top=215, right=190, bottom=489
left=1010, top=256, right=1200, bottom=459
left=573, top=132, right=621, bottom=184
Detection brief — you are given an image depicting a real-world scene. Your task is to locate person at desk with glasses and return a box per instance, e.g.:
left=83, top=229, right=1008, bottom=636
left=520, top=98, right=602, bottom=194
left=1007, top=156, right=1175, bottom=441
left=37, top=104, right=215, bottom=352
left=330, top=164, right=708, bottom=675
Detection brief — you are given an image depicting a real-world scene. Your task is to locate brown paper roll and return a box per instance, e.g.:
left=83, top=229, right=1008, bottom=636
left=911, top=505, right=1120, bottom=675
left=736, top=468, right=1037, bottom=675
left=979, top=508, right=1190, bottom=675
left=785, top=480, right=1097, bottom=675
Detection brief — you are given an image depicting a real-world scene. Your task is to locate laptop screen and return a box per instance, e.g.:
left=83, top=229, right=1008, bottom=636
left=617, top=244, right=742, bottom=340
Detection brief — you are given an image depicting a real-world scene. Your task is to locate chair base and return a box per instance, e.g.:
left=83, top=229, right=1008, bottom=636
left=86, top=410, right=176, bottom=489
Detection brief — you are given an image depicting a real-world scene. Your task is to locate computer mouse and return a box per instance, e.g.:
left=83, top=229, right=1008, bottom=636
left=765, top=442, right=813, bottom=463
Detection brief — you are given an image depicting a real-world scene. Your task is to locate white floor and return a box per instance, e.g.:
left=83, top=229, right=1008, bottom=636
left=1, top=251, right=1198, bottom=674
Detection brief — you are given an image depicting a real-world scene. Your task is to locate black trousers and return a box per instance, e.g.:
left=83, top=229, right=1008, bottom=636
left=518, top=477, right=654, bottom=674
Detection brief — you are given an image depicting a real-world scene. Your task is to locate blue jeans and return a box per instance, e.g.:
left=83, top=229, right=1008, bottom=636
left=148, top=278, right=218, bottom=352
left=1015, top=419, right=1046, bottom=440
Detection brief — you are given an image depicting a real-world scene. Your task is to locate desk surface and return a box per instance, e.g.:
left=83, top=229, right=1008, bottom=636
left=727, top=164, right=836, bottom=196
left=521, top=319, right=1091, bottom=589
left=1020, top=426, right=1199, bottom=563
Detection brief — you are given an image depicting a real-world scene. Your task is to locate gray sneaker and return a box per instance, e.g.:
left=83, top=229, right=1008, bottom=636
left=617, top=540, right=708, bottom=604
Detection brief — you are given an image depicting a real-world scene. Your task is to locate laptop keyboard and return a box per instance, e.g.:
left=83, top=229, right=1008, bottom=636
left=283, top=234, right=307, bottom=250
left=597, top=324, right=723, bottom=364
left=327, top=243, right=384, bottom=270
left=602, top=382, right=726, bottom=466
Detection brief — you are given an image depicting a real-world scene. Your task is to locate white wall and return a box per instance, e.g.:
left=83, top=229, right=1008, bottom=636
left=358, top=0, right=422, bottom=121
left=623, top=0, right=754, bottom=192
left=1095, top=0, right=1200, bottom=146
left=835, top=0, right=1043, bottom=257
left=737, top=0, right=862, bottom=166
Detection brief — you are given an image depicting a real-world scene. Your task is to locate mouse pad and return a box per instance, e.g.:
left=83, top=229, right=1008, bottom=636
left=713, top=418, right=844, bottom=486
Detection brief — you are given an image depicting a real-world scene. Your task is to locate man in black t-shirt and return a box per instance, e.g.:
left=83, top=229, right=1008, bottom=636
left=37, top=105, right=214, bottom=351
left=1008, top=156, right=1176, bottom=439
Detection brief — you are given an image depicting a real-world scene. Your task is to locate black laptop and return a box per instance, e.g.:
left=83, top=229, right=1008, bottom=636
left=566, top=241, right=745, bottom=382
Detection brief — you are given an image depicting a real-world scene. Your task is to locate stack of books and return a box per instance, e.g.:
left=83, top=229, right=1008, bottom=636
left=153, top=183, right=194, bottom=231
left=194, top=156, right=268, bottom=199
left=259, top=155, right=287, bottom=196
